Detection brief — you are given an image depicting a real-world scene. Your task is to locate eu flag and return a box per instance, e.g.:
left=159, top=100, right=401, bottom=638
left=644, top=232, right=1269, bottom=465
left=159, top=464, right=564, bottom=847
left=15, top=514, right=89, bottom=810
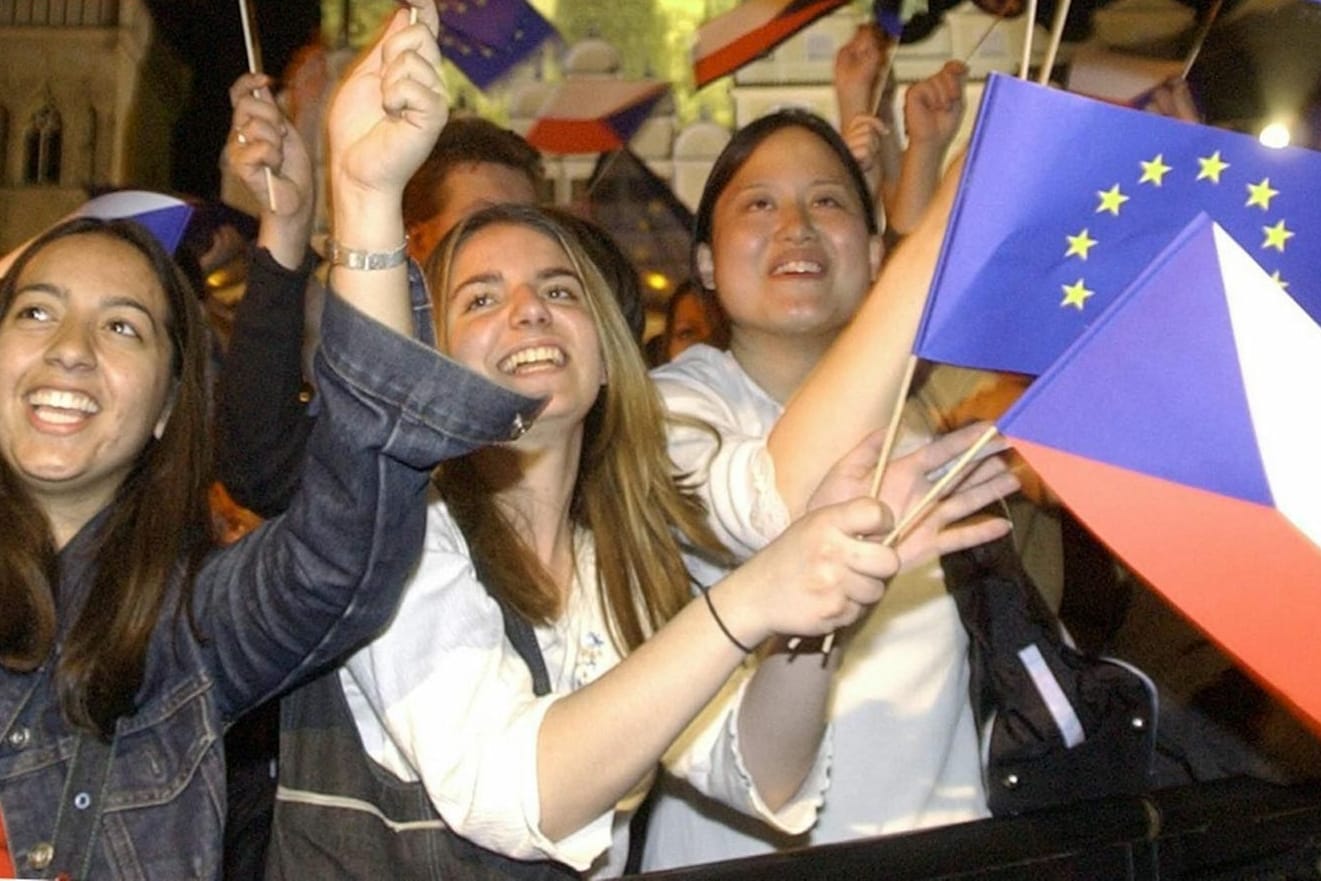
left=437, top=0, right=557, bottom=90
left=915, top=73, right=1321, bottom=375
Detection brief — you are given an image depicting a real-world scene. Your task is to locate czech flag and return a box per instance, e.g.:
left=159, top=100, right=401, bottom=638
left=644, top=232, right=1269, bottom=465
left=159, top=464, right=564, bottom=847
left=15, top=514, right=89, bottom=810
left=74, top=190, right=195, bottom=255
left=998, top=214, right=1321, bottom=734
left=0, top=190, right=194, bottom=278
left=692, top=0, right=850, bottom=89
left=523, top=80, right=669, bottom=154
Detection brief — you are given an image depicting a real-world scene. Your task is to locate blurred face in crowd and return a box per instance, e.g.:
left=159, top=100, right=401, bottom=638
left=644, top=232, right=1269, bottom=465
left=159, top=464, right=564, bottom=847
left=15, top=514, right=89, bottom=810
left=408, top=162, right=538, bottom=263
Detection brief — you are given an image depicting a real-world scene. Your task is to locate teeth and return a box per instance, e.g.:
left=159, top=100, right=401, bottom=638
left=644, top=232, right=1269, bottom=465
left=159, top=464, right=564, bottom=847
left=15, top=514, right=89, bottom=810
left=773, top=260, right=823, bottom=275
left=499, top=346, right=565, bottom=373
left=28, top=388, right=99, bottom=415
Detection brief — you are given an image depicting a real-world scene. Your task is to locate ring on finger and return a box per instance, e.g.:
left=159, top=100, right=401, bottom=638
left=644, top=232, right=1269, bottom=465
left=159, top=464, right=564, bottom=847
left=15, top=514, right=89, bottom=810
left=235, top=129, right=249, bottom=145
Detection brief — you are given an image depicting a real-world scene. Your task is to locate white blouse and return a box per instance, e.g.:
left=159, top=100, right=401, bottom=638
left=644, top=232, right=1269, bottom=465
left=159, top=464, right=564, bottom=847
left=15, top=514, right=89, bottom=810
left=342, top=490, right=828, bottom=877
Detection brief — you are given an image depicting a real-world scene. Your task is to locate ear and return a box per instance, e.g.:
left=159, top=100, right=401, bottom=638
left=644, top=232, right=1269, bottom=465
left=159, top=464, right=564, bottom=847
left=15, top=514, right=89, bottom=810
left=868, top=234, right=884, bottom=280
left=695, top=243, right=716, bottom=291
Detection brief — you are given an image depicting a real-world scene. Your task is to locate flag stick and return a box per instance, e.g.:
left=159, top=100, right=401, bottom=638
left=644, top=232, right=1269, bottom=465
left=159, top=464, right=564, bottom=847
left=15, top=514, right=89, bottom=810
left=1017, top=0, right=1038, bottom=79
left=237, top=0, right=278, bottom=213
left=1036, top=0, right=1071, bottom=85
left=882, top=424, right=1001, bottom=548
left=962, top=13, right=1003, bottom=66
left=870, top=48, right=898, bottom=120
left=1181, top=0, right=1222, bottom=79
left=868, top=354, right=920, bottom=499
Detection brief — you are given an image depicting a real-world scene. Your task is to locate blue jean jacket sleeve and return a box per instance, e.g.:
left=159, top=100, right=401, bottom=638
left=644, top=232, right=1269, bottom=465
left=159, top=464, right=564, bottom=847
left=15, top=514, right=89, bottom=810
left=196, top=283, right=543, bottom=721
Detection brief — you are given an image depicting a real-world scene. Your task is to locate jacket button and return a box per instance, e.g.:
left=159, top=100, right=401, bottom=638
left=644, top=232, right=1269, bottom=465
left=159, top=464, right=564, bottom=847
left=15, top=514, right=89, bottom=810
left=6, top=726, right=30, bottom=749
left=27, top=841, right=54, bottom=870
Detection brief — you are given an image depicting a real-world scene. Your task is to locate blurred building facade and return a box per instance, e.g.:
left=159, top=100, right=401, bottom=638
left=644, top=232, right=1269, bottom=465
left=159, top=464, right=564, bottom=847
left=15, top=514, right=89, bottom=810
left=0, top=0, right=189, bottom=252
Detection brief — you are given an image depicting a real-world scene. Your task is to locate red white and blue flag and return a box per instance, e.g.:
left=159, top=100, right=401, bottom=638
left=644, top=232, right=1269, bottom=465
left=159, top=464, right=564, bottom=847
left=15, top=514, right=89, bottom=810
left=692, top=0, right=850, bottom=89
left=0, top=190, right=194, bottom=278
left=524, top=80, right=669, bottom=154
left=998, top=214, right=1321, bottom=733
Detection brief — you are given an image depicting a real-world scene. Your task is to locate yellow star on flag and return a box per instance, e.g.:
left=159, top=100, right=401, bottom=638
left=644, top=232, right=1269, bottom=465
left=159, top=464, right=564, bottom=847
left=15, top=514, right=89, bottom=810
left=1060, top=279, right=1094, bottom=310
left=1196, top=151, right=1230, bottom=183
left=1270, top=270, right=1289, bottom=290
left=1065, top=229, right=1098, bottom=260
left=1262, top=220, right=1294, bottom=252
left=1246, top=178, right=1279, bottom=211
left=1139, top=154, right=1172, bottom=186
left=1096, top=185, right=1129, bottom=216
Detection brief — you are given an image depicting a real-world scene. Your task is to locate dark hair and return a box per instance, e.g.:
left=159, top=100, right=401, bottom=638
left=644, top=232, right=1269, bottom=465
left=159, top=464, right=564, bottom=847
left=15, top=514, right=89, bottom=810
left=549, top=209, right=647, bottom=344
left=402, top=116, right=545, bottom=230
left=0, top=217, right=214, bottom=738
left=692, top=109, right=879, bottom=257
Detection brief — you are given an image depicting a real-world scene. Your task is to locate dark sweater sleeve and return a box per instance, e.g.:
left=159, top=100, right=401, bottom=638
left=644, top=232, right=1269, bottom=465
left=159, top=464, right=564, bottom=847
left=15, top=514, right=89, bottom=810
left=215, top=246, right=319, bottom=518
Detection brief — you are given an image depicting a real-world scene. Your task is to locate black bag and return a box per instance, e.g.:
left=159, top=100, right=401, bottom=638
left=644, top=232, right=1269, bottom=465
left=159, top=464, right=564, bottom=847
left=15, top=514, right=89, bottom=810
left=266, top=597, right=578, bottom=880
left=942, top=535, right=1159, bottom=816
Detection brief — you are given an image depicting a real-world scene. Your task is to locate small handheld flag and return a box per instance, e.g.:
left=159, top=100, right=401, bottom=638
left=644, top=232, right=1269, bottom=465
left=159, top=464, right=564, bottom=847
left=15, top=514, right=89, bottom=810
left=915, top=73, right=1321, bottom=376
left=998, top=214, right=1321, bottom=733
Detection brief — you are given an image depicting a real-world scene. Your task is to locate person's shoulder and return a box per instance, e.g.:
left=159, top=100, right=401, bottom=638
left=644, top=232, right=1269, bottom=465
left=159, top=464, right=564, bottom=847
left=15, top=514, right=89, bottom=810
left=652, top=343, right=739, bottom=388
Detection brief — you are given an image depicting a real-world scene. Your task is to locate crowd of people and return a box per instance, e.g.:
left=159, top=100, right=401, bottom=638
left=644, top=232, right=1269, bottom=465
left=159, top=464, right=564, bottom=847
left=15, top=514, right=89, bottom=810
left=1, top=4, right=1316, bottom=880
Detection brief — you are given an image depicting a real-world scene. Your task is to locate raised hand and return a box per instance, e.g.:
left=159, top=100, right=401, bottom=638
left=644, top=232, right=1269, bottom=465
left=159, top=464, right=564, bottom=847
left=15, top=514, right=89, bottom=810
left=328, top=5, right=448, bottom=202
left=808, top=422, right=1020, bottom=571
left=834, top=23, right=891, bottom=124
left=224, top=72, right=315, bottom=268
left=903, top=60, right=968, bottom=151
left=714, top=497, right=896, bottom=645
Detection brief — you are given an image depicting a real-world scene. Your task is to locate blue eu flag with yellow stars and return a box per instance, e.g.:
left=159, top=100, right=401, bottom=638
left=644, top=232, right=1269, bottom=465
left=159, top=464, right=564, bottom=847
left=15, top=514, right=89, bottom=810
left=437, top=0, right=557, bottom=90
left=916, top=73, right=1321, bottom=375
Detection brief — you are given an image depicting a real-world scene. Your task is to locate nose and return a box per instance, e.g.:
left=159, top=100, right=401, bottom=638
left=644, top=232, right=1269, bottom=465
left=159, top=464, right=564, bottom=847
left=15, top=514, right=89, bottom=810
left=777, top=200, right=817, bottom=242
left=44, top=319, right=97, bottom=371
left=508, top=285, right=551, bottom=327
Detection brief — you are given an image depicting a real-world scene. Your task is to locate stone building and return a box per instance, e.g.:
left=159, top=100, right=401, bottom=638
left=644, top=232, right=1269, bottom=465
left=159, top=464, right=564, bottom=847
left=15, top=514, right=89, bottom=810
left=0, top=0, right=188, bottom=253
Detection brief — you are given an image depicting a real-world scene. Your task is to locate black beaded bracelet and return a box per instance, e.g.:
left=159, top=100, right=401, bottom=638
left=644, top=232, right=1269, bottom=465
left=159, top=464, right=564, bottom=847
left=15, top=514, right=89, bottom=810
left=701, top=586, right=753, bottom=654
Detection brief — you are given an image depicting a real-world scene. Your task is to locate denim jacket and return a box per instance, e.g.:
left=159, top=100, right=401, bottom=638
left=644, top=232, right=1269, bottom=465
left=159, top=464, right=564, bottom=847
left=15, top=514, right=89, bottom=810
left=0, top=280, right=541, bottom=881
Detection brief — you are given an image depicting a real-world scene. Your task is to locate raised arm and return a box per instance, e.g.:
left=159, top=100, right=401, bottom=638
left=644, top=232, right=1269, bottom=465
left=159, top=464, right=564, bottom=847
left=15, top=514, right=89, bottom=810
left=215, top=71, right=318, bottom=516
left=888, top=60, right=967, bottom=236
left=767, top=150, right=967, bottom=521
left=325, top=2, right=446, bottom=333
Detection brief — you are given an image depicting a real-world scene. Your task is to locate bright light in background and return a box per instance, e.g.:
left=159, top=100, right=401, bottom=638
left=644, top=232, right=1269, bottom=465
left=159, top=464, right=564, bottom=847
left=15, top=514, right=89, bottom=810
left=1259, top=121, right=1292, bottom=149
left=644, top=271, right=670, bottom=292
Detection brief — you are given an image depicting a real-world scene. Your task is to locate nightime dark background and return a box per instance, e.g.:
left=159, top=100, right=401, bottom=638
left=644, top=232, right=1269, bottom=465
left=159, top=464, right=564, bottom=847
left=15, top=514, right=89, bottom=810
left=145, top=0, right=322, bottom=199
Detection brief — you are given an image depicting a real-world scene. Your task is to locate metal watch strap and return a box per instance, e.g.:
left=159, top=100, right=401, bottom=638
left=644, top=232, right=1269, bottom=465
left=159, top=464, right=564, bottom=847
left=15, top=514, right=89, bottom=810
left=327, top=239, right=408, bottom=270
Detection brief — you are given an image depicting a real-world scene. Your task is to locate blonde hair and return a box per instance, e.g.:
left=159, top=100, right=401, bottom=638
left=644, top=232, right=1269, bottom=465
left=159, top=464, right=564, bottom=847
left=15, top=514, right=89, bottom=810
left=426, top=204, right=731, bottom=652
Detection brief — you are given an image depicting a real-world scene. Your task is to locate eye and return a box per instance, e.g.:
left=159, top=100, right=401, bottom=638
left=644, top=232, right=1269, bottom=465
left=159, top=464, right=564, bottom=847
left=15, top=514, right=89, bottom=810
left=461, top=291, right=496, bottom=313
left=106, top=317, right=143, bottom=339
left=544, top=283, right=579, bottom=301
left=743, top=195, right=773, bottom=212
left=813, top=192, right=847, bottom=209
left=13, top=303, right=52, bottom=323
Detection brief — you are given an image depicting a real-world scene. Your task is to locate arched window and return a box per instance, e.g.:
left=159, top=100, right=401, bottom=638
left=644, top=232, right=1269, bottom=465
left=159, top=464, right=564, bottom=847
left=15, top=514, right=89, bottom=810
left=22, top=103, right=62, bottom=185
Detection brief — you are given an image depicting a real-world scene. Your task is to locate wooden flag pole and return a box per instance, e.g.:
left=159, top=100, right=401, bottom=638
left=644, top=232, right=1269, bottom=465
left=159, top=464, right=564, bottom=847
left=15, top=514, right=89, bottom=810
left=1036, top=0, right=1071, bottom=85
left=867, top=354, right=920, bottom=499
left=962, top=13, right=1003, bottom=66
left=1016, top=0, right=1038, bottom=79
left=237, top=0, right=278, bottom=213
left=883, top=424, right=1001, bottom=548
left=1181, top=0, right=1222, bottom=79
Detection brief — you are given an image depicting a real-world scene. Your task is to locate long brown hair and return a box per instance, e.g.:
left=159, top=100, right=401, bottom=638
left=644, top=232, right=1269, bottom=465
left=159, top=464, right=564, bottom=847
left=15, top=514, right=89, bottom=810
left=427, top=205, right=731, bottom=653
left=0, top=217, right=214, bottom=738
